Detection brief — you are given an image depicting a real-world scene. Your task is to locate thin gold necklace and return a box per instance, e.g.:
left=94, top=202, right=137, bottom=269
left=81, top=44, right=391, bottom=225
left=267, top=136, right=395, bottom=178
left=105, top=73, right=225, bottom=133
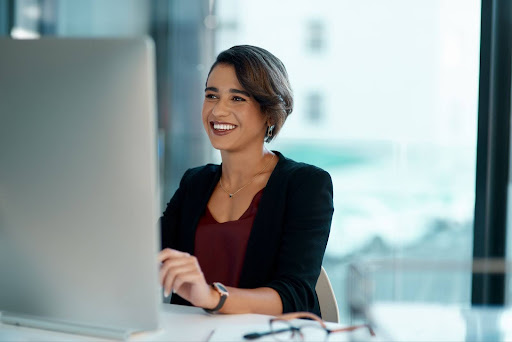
left=219, top=154, right=275, bottom=198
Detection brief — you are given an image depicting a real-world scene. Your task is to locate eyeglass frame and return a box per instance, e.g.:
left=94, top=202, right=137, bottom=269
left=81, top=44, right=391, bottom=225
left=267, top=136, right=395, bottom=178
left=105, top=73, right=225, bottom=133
left=243, top=311, right=375, bottom=340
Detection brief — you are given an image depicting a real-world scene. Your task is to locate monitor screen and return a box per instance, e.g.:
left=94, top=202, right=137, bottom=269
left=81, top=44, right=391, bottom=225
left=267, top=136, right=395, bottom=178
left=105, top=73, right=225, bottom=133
left=0, top=38, right=160, bottom=338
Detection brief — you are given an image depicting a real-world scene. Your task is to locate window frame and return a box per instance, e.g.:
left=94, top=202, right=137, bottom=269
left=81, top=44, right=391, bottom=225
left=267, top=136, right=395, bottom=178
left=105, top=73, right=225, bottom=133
left=472, top=0, right=512, bottom=305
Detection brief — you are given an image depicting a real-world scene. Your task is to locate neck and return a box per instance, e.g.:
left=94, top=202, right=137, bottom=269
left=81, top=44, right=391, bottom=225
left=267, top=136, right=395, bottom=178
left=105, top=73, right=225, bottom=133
left=220, top=147, right=274, bottom=186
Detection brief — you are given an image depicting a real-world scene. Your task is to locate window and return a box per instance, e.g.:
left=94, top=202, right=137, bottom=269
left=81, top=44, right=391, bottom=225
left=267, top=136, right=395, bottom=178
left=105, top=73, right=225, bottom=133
left=215, top=0, right=481, bottom=321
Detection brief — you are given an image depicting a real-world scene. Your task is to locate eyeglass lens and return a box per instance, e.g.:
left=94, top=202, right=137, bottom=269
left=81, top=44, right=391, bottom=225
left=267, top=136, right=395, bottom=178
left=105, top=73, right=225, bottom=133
left=270, top=320, right=328, bottom=341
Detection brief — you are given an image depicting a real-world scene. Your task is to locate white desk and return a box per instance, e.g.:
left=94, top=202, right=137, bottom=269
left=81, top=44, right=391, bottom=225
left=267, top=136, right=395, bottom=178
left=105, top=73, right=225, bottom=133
left=0, top=304, right=357, bottom=342
left=6, top=302, right=509, bottom=341
left=5, top=303, right=511, bottom=341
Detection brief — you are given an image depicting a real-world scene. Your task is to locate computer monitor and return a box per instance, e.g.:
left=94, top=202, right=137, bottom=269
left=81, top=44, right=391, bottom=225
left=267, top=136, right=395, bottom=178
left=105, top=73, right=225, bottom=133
left=0, top=38, right=160, bottom=339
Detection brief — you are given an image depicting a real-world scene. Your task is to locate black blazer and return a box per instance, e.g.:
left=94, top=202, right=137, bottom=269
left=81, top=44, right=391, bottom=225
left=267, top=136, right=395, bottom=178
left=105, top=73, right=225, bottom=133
left=160, top=151, right=334, bottom=316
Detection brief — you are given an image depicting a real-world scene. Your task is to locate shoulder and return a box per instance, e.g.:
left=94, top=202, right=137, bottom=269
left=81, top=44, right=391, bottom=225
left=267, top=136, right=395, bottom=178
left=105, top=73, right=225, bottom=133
left=273, top=151, right=332, bottom=185
left=271, top=152, right=334, bottom=232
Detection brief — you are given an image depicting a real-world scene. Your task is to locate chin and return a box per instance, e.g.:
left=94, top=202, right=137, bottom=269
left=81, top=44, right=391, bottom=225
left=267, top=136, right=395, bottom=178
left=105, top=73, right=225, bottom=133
left=209, top=140, right=243, bottom=153
left=208, top=138, right=230, bottom=151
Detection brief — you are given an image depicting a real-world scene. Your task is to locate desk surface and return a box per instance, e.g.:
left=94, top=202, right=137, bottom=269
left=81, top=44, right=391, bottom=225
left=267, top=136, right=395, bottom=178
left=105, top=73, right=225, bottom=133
left=5, top=302, right=509, bottom=341
left=0, top=304, right=354, bottom=342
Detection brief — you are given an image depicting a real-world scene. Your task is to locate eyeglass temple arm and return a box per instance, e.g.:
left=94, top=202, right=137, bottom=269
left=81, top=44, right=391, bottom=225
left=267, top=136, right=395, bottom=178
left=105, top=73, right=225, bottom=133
left=274, top=312, right=328, bottom=327
left=330, top=324, right=376, bottom=337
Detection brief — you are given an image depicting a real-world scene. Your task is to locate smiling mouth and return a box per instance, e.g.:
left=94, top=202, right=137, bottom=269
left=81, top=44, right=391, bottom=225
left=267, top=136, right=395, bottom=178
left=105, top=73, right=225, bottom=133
left=210, top=121, right=237, bottom=133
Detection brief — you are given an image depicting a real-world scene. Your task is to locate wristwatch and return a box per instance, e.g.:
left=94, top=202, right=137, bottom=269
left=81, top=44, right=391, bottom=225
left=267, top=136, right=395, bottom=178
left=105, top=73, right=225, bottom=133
left=203, top=282, right=229, bottom=314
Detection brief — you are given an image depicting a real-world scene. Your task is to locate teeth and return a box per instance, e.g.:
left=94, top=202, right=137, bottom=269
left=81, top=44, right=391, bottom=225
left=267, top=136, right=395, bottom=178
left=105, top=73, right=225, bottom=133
left=213, top=123, right=236, bottom=130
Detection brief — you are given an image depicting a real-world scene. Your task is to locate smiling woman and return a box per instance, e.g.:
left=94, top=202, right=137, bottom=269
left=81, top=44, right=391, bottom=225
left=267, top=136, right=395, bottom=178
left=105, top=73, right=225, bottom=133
left=203, top=64, right=269, bottom=152
left=159, top=45, right=334, bottom=317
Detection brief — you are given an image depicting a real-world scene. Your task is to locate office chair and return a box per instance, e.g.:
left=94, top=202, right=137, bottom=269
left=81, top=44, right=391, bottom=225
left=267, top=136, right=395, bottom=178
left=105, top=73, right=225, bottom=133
left=316, top=266, right=340, bottom=323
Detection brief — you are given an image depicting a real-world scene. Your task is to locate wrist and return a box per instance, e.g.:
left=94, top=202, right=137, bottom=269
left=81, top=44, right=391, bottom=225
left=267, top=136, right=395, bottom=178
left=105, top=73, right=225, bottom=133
left=203, top=282, right=229, bottom=314
left=205, top=286, right=220, bottom=310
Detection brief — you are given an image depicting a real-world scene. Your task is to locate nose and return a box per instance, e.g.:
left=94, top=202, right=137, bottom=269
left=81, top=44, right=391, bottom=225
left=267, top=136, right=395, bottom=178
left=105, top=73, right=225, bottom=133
left=212, top=98, right=229, bottom=117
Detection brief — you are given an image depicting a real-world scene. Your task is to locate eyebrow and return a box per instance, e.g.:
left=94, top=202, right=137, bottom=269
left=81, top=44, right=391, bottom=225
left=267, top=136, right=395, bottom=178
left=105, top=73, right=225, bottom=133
left=205, top=87, right=251, bottom=98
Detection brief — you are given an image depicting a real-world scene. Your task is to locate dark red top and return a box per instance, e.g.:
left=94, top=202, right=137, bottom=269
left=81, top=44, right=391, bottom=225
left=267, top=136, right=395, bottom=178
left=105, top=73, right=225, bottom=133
left=194, top=189, right=264, bottom=287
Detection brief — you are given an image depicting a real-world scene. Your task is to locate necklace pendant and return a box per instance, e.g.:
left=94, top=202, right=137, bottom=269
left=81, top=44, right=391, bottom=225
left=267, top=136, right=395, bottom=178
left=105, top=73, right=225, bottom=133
left=229, top=194, right=233, bottom=198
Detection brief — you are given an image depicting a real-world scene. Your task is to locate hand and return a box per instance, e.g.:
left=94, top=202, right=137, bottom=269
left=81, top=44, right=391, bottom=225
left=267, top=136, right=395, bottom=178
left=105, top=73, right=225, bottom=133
left=157, top=248, right=218, bottom=309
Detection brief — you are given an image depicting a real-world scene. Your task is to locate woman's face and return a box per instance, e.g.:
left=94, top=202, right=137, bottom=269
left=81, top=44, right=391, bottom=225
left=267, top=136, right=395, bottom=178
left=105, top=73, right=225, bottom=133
left=202, top=64, right=268, bottom=152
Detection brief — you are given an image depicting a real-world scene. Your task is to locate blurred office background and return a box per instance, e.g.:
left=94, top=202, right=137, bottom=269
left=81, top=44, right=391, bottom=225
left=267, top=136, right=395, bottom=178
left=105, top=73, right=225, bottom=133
left=2, top=0, right=511, bottom=323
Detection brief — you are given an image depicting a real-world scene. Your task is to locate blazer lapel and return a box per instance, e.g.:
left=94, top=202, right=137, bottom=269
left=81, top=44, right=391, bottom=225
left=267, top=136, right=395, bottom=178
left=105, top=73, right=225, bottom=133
left=181, top=165, right=221, bottom=254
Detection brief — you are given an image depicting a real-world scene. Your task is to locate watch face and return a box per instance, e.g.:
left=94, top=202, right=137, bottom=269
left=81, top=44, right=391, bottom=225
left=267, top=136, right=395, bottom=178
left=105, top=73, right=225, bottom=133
left=214, top=282, right=228, bottom=295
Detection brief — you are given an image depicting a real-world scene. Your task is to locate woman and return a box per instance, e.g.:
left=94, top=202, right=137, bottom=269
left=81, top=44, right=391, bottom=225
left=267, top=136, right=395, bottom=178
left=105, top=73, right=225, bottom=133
left=158, top=45, right=333, bottom=316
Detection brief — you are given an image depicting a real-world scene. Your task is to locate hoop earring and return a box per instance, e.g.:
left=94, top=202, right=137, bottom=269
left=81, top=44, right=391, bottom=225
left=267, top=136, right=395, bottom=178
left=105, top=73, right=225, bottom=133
left=265, top=125, right=275, bottom=142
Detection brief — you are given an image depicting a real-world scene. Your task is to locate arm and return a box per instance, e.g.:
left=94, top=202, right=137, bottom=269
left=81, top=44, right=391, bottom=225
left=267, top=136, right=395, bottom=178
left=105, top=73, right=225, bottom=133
left=265, top=167, right=334, bottom=313
left=158, top=248, right=283, bottom=315
left=218, top=286, right=282, bottom=315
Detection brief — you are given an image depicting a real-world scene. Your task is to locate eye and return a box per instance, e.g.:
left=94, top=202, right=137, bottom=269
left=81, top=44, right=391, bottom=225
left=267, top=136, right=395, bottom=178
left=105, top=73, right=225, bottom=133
left=232, top=96, right=246, bottom=102
left=205, top=93, right=218, bottom=99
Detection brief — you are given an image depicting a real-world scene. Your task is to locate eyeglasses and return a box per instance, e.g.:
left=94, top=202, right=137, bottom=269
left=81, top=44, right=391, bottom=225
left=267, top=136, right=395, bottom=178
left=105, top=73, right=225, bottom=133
left=243, top=312, right=375, bottom=341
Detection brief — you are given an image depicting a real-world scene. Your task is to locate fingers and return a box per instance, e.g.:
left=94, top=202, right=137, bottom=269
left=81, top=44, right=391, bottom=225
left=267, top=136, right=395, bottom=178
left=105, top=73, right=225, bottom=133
left=162, top=263, right=202, bottom=297
left=158, top=248, right=189, bottom=263
left=159, top=250, right=204, bottom=297
left=159, top=256, right=191, bottom=285
left=172, top=270, right=205, bottom=296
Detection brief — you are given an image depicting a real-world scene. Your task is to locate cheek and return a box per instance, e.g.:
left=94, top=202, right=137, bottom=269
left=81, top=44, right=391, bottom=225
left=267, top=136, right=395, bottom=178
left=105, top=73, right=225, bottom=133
left=246, top=107, right=267, bottom=127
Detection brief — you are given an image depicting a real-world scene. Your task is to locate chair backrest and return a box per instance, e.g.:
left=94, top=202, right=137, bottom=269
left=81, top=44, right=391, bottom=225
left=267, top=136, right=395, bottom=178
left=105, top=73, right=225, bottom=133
left=316, top=266, right=340, bottom=323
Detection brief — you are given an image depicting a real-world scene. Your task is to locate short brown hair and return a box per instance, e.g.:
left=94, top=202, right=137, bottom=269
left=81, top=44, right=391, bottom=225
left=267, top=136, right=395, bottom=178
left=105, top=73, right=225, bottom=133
left=207, top=45, right=293, bottom=142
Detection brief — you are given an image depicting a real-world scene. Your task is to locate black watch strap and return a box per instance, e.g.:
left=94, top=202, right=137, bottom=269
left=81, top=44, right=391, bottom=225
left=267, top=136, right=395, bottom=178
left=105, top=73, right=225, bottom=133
left=203, top=282, right=228, bottom=314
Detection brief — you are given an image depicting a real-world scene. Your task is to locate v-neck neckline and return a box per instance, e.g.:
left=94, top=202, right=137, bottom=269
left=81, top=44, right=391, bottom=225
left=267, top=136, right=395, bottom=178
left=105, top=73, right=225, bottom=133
left=206, top=188, right=265, bottom=223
